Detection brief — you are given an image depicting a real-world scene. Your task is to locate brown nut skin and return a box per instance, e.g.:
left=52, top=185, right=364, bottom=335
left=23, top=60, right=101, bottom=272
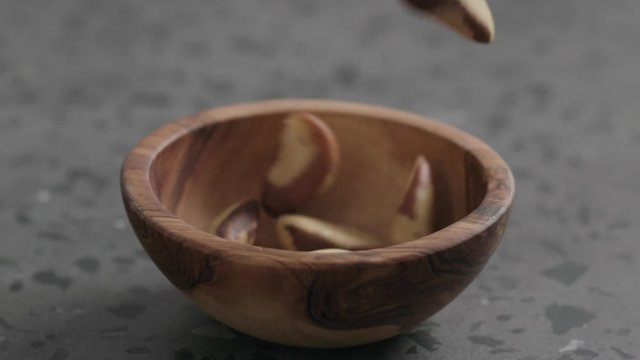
left=208, top=199, right=260, bottom=244
left=390, top=155, right=434, bottom=245
left=403, top=0, right=495, bottom=43
left=261, top=113, right=340, bottom=216
left=276, top=215, right=384, bottom=251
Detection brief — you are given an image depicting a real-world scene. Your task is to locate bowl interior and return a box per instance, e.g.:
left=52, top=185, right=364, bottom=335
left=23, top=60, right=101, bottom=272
left=149, top=111, right=487, bottom=248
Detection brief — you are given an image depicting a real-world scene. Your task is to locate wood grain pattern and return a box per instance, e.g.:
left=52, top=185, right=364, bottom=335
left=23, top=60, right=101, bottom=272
left=121, top=99, right=515, bottom=348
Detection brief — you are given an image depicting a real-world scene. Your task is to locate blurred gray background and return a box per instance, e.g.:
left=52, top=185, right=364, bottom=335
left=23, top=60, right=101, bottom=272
left=1, top=0, right=639, bottom=359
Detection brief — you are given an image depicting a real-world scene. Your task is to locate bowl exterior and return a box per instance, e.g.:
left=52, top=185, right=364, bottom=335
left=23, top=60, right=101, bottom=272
left=123, top=194, right=511, bottom=347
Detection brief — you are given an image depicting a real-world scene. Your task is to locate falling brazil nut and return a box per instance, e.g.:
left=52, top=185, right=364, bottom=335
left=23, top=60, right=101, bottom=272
left=208, top=199, right=260, bottom=244
left=261, top=112, right=340, bottom=216
left=276, top=215, right=384, bottom=251
left=403, top=0, right=495, bottom=43
left=390, top=155, right=435, bottom=244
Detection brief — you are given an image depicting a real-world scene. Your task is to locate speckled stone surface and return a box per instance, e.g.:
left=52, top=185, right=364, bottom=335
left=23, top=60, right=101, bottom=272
left=1, top=0, right=639, bottom=359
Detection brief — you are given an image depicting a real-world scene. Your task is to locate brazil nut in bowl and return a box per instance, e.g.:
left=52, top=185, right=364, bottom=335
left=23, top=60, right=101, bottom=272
left=120, top=99, right=515, bottom=348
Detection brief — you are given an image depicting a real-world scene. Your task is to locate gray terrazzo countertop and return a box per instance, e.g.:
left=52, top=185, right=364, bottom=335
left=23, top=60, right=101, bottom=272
left=1, top=0, right=639, bottom=359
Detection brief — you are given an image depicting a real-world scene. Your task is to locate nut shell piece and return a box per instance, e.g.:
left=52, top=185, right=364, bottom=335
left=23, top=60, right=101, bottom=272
left=404, top=0, right=495, bottom=43
left=276, top=215, right=384, bottom=251
left=261, top=113, right=340, bottom=216
left=390, top=156, right=434, bottom=244
left=209, top=199, right=260, bottom=244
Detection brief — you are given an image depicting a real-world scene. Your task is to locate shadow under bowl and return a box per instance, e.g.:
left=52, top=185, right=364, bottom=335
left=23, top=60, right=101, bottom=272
left=121, top=99, right=515, bottom=348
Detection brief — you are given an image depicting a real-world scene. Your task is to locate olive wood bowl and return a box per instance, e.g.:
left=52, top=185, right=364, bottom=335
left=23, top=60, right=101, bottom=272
left=121, top=99, right=515, bottom=348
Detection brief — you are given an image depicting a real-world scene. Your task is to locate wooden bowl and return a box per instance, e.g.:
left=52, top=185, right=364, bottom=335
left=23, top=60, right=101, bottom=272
left=121, top=99, right=515, bottom=348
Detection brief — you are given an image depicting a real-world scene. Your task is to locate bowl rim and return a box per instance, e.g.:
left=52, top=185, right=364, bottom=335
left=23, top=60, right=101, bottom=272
left=121, top=99, right=515, bottom=267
